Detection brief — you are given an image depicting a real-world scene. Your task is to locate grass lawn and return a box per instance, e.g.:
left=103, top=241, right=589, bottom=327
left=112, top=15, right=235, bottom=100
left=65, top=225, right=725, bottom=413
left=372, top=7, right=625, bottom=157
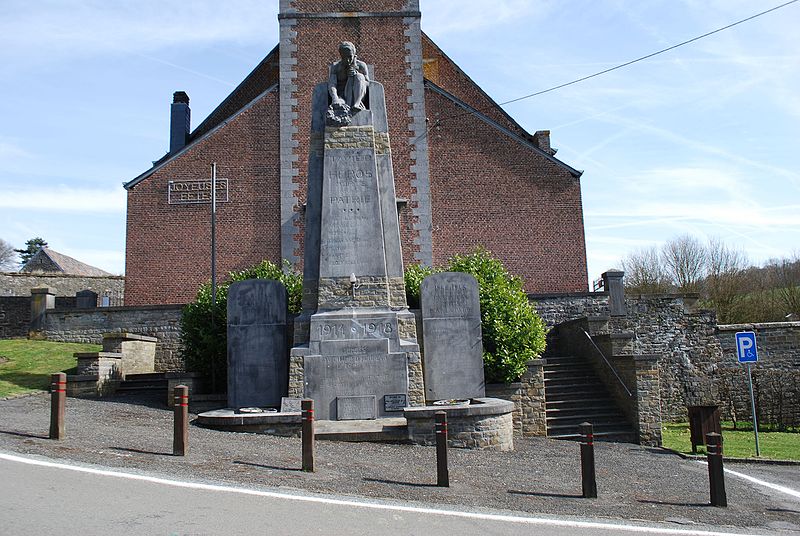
left=663, top=421, right=800, bottom=461
left=0, top=339, right=101, bottom=398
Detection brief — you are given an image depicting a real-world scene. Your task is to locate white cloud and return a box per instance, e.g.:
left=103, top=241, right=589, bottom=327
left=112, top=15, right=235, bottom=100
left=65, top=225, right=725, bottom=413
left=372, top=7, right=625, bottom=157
left=421, top=0, right=553, bottom=35
left=0, top=140, right=33, bottom=161
left=0, top=1, right=279, bottom=66
left=0, top=186, right=125, bottom=213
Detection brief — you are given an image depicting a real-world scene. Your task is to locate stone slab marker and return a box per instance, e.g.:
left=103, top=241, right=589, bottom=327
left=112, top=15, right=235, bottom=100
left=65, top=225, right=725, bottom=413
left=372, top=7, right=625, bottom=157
left=421, top=272, right=485, bottom=401
left=227, top=279, right=288, bottom=409
left=76, top=290, right=98, bottom=308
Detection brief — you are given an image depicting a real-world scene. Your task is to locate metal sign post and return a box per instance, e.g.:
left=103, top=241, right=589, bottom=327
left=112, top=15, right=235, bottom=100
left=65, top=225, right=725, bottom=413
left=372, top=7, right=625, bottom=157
left=210, top=162, right=218, bottom=393
left=735, top=331, right=760, bottom=457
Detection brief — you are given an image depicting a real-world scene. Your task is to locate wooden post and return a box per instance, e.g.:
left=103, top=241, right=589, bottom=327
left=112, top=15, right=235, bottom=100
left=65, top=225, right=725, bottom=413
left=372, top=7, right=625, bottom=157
left=301, top=399, right=315, bottom=472
left=49, top=372, right=66, bottom=440
left=706, top=432, right=727, bottom=507
left=435, top=411, right=449, bottom=487
left=173, top=385, right=189, bottom=456
left=579, top=422, right=597, bottom=498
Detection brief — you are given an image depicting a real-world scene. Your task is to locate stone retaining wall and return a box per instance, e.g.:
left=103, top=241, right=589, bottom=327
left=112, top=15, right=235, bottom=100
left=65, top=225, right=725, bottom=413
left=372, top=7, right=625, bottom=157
left=0, top=296, right=30, bottom=338
left=715, top=322, right=800, bottom=427
left=0, top=272, right=124, bottom=305
left=530, top=292, right=608, bottom=328
left=43, top=305, right=184, bottom=371
left=485, top=359, right=547, bottom=437
left=404, top=398, right=514, bottom=451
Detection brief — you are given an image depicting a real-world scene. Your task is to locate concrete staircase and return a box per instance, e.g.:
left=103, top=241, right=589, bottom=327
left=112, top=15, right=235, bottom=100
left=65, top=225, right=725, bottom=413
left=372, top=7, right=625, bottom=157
left=116, top=372, right=168, bottom=394
left=544, top=354, right=636, bottom=442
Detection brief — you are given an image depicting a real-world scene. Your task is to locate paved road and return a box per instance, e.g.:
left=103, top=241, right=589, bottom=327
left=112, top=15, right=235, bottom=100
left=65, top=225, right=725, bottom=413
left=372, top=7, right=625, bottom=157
left=0, top=452, right=781, bottom=536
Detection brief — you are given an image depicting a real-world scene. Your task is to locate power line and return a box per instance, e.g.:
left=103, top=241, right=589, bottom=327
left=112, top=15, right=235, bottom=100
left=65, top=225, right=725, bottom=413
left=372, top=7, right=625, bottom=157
left=498, top=0, right=798, bottom=107
left=426, top=0, right=799, bottom=131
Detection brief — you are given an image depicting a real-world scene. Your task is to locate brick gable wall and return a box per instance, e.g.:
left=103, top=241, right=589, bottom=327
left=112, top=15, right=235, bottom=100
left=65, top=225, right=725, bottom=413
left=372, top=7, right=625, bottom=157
left=125, top=90, right=283, bottom=305
left=426, top=89, right=588, bottom=293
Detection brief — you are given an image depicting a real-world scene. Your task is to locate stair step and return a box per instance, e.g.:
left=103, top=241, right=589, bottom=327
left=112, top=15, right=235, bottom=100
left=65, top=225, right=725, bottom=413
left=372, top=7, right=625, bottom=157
left=546, top=421, right=632, bottom=433
left=124, top=373, right=166, bottom=381
left=546, top=397, right=615, bottom=408
left=546, top=414, right=627, bottom=426
left=116, top=385, right=166, bottom=392
left=546, top=406, right=619, bottom=417
left=549, top=430, right=637, bottom=442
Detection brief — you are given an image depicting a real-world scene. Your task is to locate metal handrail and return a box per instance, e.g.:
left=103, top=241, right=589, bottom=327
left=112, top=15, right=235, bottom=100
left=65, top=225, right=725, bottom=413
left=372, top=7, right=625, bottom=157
left=582, top=329, right=633, bottom=398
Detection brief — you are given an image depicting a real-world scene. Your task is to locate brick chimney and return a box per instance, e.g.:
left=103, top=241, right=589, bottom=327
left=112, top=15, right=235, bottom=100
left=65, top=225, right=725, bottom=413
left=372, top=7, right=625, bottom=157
left=170, top=91, right=190, bottom=153
left=533, top=130, right=556, bottom=155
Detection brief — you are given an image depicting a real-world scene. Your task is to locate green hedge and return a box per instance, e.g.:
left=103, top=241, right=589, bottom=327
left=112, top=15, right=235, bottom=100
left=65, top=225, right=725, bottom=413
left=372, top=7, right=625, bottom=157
left=182, top=251, right=546, bottom=390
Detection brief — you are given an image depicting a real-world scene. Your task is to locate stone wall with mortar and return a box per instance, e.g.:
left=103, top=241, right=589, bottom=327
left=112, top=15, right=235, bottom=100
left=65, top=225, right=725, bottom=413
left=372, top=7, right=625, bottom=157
left=42, top=305, right=184, bottom=371
left=485, top=359, right=547, bottom=437
left=0, top=296, right=30, bottom=338
left=0, top=272, right=124, bottom=304
left=404, top=398, right=514, bottom=451
left=615, top=295, right=722, bottom=422
left=715, top=322, right=800, bottom=427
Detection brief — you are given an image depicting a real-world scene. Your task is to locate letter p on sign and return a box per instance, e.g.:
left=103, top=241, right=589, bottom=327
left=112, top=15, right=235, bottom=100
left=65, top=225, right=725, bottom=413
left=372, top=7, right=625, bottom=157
left=735, top=331, right=758, bottom=363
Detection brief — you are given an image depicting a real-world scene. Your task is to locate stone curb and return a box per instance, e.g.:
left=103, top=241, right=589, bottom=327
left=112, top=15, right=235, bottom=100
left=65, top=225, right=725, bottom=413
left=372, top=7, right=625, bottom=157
left=659, top=446, right=800, bottom=466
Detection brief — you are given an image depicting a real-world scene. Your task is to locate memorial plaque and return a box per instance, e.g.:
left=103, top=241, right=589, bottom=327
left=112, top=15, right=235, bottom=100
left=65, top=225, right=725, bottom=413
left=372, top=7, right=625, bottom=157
left=320, top=146, right=387, bottom=278
left=384, top=394, right=408, bottom=412
left=280, top=397, right=302, bottom=413
left=227, top=280, right=288, bottom=409
left=421, top=272, right=485, bottom=401
left=336, top=395, right=376, bottom=420
left=304, top=352, right=408, bottom=420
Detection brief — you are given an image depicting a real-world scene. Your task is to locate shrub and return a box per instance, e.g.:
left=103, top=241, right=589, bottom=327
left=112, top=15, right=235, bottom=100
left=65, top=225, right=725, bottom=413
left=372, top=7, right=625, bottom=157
left=404, top=263, right=436, bottom=309
left=180, top=260, right=302, bottom=391
left=407, top=248, right=547, bottom=383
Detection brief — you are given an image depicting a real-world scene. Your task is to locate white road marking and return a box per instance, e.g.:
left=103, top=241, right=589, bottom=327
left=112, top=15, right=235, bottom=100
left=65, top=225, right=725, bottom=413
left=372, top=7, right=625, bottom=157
left=0, top=451, right=764, bottom=536
left=724, top=467, right=800, bottom=500
left=694, top=459, right=800, bottom=500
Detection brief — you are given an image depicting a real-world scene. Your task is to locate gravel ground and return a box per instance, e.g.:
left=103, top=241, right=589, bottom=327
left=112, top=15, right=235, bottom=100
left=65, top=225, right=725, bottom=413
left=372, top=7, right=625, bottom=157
left=1, top=393, right=799, bottom=533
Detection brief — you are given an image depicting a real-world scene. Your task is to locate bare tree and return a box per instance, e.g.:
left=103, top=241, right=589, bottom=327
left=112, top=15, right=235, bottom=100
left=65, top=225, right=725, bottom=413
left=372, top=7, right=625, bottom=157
left=767, top=253, right=800, bottom=319
left=622, top=246, right=672, bottom=294
left=0, top=238, right=16, bottom=271
left=705, top=237, right=748, bottom=323
left=661, top=234, right=707, bottom=293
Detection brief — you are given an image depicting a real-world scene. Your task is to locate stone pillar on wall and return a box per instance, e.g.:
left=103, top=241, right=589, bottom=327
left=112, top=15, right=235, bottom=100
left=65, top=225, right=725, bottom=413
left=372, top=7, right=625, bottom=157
left=29, top=287, right=55, bottom=339
left=634, top=354, right=662, bottom=446
left=485, top=358, right=547, bottom=437
left=602, top=270, right=626, bottom=316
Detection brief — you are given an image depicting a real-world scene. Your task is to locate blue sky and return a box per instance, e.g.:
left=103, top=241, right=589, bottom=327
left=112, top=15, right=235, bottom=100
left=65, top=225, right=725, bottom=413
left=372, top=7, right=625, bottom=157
left=1, top=0, right=798, bottom=283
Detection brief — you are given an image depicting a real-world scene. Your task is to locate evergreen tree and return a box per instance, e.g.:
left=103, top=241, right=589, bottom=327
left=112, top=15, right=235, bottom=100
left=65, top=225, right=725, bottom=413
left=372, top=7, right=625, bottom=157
left=14, top=237, right=47, bottom=266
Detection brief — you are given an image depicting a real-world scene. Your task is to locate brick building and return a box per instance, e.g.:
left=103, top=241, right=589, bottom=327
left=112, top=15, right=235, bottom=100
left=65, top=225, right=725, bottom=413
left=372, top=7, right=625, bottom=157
left=123, top=0, right=588, bottom=306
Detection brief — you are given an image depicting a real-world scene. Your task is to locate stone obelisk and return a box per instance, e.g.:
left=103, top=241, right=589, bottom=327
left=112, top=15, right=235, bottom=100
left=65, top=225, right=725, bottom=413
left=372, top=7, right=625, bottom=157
left=288, top=43, right=423, bottom=420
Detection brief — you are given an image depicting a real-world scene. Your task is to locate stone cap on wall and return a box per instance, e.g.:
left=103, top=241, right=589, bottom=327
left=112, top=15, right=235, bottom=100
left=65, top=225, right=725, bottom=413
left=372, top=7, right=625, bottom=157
left=403, top=397, right=514, bottom=419
left=102, top=332, right=158, bottom=343
left=718, top=321, right=800, bottom=331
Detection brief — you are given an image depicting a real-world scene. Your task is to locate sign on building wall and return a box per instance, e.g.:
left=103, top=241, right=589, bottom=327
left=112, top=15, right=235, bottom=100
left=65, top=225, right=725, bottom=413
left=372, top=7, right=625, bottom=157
left=168, top=179, right=229, bottom=205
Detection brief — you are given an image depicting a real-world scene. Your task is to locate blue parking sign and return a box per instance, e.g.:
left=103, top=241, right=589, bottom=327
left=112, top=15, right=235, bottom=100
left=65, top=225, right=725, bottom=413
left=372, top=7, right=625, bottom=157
left=735, top=331, right=758, bottom=363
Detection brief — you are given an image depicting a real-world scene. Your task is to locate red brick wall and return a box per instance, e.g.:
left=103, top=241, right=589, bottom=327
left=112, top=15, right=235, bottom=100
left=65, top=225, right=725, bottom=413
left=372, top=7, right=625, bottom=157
left=285, top=13, right=420, bottom=264
left=288, top=1, right=410, bottom=11
left=426, top=89, right=588, bottom=293
left=422, top=34, right=527, bottom=139
left=124, top=91, right=283, bottom=305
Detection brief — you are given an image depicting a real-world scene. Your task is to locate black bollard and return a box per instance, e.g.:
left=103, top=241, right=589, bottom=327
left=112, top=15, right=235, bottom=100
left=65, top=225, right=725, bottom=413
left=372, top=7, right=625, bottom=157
left=173, top=385, right=189, bottom=456
left=49, top=372, right=66, bottom=440
left=301, top=399, right=315, bottom=472
left=435, top=411, right=449, bottom=487
left=706, top=432, right=727, bottom=507
left=579, top=422, right=597, bottom=498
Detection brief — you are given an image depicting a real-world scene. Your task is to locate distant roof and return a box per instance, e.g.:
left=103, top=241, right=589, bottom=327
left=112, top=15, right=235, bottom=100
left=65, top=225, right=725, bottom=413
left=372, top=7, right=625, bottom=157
left=20, top=248, right=113, bottom=277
